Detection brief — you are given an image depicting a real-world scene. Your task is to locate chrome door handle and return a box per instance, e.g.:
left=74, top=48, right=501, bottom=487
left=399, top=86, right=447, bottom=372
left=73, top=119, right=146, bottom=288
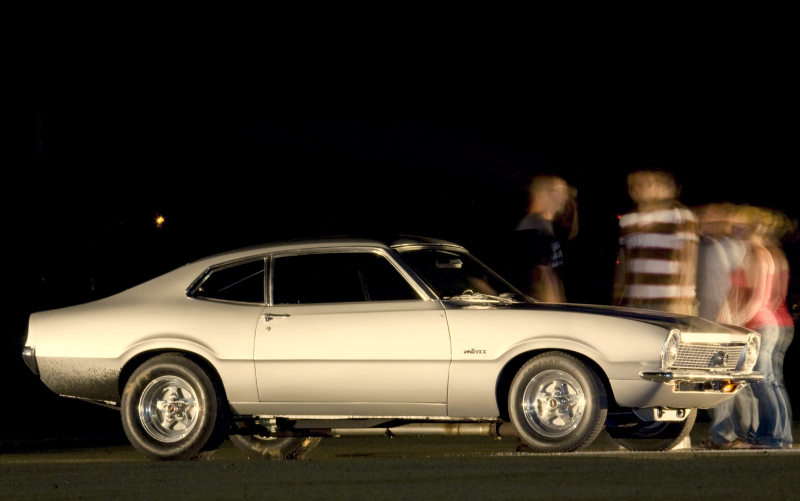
left=262, top=313, right=291, bottom=322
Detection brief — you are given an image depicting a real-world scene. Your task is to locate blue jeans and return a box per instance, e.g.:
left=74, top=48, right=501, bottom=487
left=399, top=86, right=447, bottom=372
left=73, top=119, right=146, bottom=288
left=746, top=324, right=791, bottom=448
left=709, top=386, right=754, bottom=446
left=710, top=324, right=791, bottom=448
left=772, top=326, right=794, bottom=446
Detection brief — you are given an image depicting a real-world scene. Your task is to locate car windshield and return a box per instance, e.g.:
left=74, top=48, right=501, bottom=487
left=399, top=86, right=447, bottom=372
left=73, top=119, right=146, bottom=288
left=396, top=247, right=530, bottom=303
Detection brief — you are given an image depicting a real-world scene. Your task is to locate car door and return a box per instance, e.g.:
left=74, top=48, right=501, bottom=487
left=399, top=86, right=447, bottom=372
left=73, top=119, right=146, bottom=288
left=254, top=248, right=451, bottom=416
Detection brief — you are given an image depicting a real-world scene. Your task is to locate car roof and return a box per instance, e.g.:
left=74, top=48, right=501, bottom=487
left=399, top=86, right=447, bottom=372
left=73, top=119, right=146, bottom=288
left=193, top=235, right=465, bottom=266
left=110, top=236, right=472, bottom=301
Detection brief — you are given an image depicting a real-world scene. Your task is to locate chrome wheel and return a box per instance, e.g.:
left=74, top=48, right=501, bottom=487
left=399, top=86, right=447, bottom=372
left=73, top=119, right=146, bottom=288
left=122, top=354, right=229, bottom=460
left=509, top=353, right=606, bottom=452
left=522, top=369, right=587, bottom=438
left=138, top=375, right=200, bottom=443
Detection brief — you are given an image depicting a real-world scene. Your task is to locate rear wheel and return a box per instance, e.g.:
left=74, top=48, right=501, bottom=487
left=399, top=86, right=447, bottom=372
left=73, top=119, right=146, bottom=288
left=508, top=352, right=608, bottom=452
left=121, top=354, right=229, bottom=460
left=229, top=434, right=321, bottom=460
left=607, top=409, right=696, bottom=451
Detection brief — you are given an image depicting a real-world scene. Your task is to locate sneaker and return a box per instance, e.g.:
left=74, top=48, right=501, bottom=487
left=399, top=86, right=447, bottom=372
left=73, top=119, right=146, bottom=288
left=727, top=439, right=767, bottom=450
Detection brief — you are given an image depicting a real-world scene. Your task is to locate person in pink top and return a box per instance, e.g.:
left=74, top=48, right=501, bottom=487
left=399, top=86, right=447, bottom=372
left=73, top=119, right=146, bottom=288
left=765, top=210, right=795, bottom=448
left=726, top=206, right=791, bottom=449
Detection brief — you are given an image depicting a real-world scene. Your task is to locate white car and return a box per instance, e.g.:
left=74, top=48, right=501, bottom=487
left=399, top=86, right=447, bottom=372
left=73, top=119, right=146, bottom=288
left=22, top=237, right=763, bottom=459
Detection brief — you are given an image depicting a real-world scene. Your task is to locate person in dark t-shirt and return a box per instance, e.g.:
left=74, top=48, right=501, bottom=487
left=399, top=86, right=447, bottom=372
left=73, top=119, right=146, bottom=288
left=511, top=175, right=570, bottom=302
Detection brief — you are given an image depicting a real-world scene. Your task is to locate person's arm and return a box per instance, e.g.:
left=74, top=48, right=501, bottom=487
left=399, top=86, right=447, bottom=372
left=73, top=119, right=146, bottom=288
left=769, top=246, right=790, bottom=311
left=555, top=187, right=579, bottom=241
left=530, top=265, right=565, bottom=303
left=681, top=238, right=699, bottom=315
left=727, top=247, right=765, bottom=326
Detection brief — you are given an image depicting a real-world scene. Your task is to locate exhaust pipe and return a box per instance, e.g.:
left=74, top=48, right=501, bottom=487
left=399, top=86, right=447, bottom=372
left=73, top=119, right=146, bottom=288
left=328, top=422, right=519, bottom=438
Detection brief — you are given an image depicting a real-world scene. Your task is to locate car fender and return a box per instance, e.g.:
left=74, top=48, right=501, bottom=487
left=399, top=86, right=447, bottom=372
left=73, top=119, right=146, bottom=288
left=117, top=337, right=259, bottom=404
left=445, top=307, right=669, bottom=417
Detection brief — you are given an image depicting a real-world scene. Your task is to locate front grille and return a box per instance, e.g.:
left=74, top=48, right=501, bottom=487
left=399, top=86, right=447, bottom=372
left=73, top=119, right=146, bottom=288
left=673, top=344, right=743, bottom=370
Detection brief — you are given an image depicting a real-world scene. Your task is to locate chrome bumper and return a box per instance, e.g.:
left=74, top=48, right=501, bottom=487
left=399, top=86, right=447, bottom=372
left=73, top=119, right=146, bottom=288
left=640, top=370, right=764, bottom=384
left=22, top=346, right=39, bottom=376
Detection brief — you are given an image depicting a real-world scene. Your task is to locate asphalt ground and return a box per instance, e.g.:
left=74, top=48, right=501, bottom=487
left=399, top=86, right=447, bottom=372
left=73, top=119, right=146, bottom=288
left=1, top=422, right=799, bottom=500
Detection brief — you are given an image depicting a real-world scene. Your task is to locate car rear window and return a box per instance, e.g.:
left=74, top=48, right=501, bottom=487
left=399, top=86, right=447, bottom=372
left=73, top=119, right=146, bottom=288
left=192, top=259, right=266, bottom=303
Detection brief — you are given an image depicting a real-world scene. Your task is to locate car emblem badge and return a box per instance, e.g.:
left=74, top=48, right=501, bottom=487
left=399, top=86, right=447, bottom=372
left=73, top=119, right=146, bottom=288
left=464, top=348, right=487, bottom=355
left=711, top=351, right=729, bottom=367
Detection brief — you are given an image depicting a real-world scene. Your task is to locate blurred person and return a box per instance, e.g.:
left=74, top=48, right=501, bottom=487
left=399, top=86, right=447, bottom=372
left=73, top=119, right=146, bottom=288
left=553, top=185, right=580, bottom=300
left=511, top=175, right=570, bottom=302
left=696, top=203, right=746, bottom=322
left=509, top=174, right=570, bottom=453
left=699, top=203, right=749, bottom=448
left=764, top=209, right=795, bottom=448
left=710, top=206, right=791, bottom=449
left=613, top=169, right=698, bottom=451
left=613, top=169, right=699, bottom=315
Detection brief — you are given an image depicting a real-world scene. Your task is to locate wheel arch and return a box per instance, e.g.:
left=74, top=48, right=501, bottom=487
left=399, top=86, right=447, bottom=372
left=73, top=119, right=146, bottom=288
left=494, top=349, right=615, bottom=421
left=118, top=349, right=228, bottom=403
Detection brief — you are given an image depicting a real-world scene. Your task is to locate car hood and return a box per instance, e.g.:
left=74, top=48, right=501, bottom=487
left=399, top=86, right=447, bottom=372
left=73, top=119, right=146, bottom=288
left=507, top=302, right=753, bottom=335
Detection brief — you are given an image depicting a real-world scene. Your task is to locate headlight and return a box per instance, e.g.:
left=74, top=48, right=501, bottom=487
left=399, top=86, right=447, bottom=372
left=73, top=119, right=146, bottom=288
left=742, top=333, right=760, bottom=371
left=662, top=329, right=681, bottom=370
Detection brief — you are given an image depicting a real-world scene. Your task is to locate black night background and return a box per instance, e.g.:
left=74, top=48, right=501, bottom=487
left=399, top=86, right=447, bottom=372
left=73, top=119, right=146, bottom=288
left=6, top=66, right=798, bottom=446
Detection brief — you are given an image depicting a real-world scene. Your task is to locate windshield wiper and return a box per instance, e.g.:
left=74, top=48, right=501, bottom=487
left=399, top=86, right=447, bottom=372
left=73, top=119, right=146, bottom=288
left=443, top=290, right=520, bottom=304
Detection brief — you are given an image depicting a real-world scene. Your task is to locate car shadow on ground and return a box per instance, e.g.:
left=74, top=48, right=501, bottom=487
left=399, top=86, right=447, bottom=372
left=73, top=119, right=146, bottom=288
left=1, top=408, right=796, bottom=458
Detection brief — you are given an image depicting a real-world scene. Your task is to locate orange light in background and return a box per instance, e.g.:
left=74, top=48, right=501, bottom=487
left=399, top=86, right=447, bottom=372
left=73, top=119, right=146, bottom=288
left=155, top=214, right=165, bottom=229
left=722, top=383, right=738, bottom=393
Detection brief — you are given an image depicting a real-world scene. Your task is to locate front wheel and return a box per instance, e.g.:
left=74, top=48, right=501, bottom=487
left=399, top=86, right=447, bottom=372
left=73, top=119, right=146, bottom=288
left=607, top=409, right=696, bottom=451
left=121, top=354, right=229, bottom=460
left=229, top=434, right=321, bottom=460
left=508, top=352, right=608, bottom=452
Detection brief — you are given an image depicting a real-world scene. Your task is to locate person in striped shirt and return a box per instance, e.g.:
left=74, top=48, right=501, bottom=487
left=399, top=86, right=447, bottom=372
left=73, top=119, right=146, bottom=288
left=613, top=169, right=699, bottom=315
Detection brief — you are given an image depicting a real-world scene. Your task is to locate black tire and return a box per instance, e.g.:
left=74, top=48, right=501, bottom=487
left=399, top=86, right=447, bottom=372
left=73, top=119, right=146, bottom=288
left=607, top=409, right=696, bottom=451
left=508, top=352, right=607, bottom=452
left=120, top=353, right=229, bottom=460
left=229, top=434, right=322, bottom=460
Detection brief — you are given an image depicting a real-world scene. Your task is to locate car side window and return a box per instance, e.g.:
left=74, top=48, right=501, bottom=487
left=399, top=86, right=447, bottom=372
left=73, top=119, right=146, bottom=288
left=272, top=252, right=420, bottom=305
left=192, top=259, right=265, bottom=303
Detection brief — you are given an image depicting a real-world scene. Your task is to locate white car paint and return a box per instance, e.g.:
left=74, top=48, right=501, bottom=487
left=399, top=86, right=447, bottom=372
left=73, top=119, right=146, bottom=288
left=23, top=237, right=762, bottom=422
